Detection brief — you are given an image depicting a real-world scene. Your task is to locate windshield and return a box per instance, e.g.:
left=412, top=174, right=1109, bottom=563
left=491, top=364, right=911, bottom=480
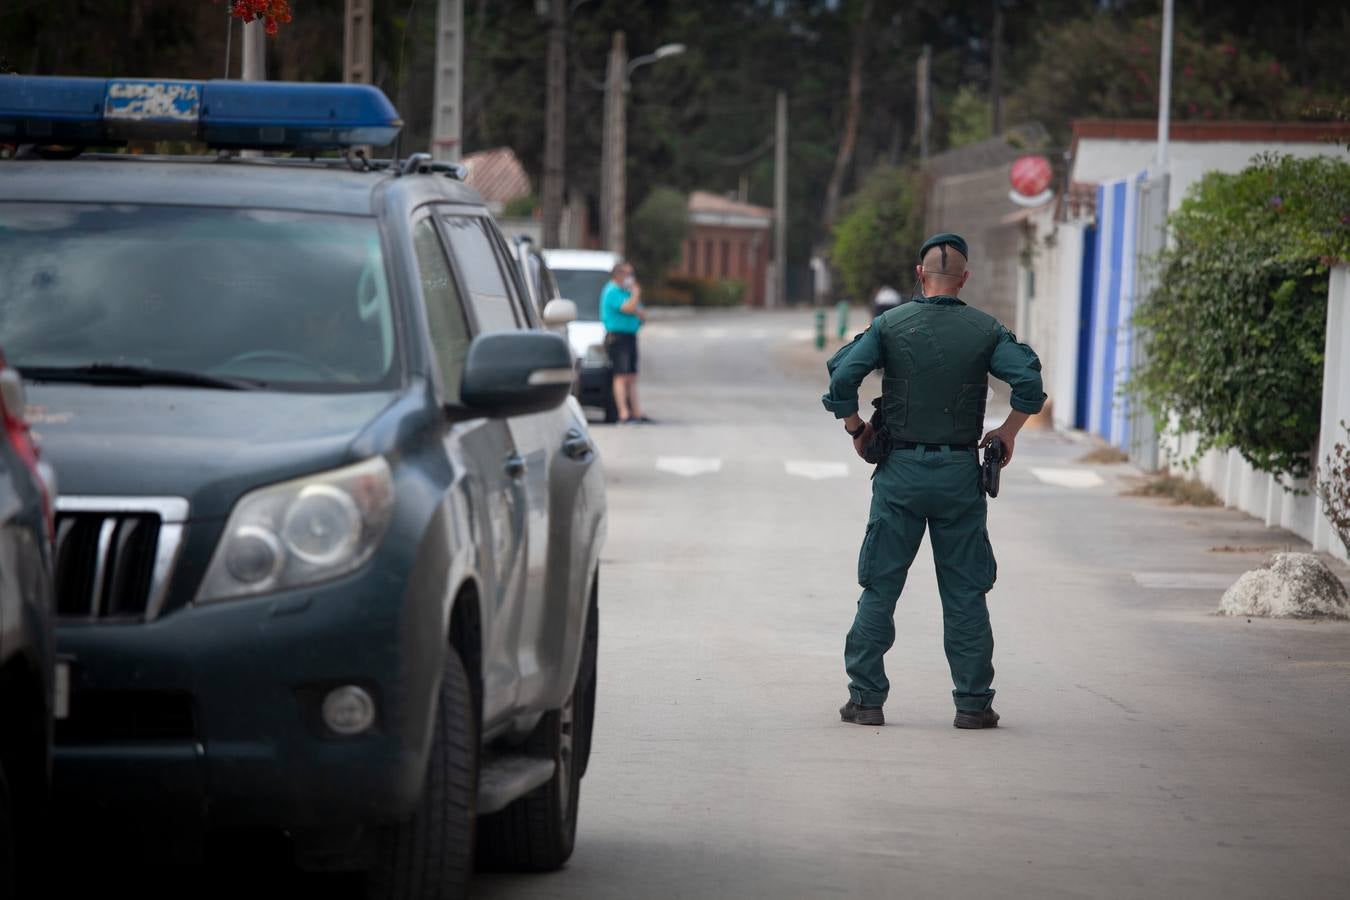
left=0, top=203, right=399, bottom=391
left=551, top=269, right=610, bottom=321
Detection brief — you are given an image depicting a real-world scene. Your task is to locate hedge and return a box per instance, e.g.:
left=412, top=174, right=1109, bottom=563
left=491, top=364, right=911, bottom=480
left=1132, top=154, right=1350, bottom=480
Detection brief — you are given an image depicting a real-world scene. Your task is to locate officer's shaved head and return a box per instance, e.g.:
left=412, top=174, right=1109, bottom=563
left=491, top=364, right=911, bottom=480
left=921, top=243, right=967, bottom=277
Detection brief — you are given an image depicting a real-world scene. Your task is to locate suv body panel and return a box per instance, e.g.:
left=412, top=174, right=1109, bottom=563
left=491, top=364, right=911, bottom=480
left=3, top=156, right=604, bottom=830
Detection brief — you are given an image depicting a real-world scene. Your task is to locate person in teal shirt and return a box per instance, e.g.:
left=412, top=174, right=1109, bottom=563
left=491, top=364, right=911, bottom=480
left=822, top=233, right=1045, bottom=730
left=600, top=260, right=650, bottom=423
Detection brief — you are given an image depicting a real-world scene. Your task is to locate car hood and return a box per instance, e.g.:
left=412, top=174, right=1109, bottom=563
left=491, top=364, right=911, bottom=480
left=566, top=320, right=607, bottom=360
left=27, top=384, right=401, bottom=520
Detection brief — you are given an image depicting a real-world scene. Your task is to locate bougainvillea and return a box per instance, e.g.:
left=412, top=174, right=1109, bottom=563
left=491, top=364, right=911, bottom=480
left=218, top=0, right=293, bottom=37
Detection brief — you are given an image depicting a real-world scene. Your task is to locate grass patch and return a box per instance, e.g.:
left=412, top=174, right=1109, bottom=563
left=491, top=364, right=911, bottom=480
left=1078, top=445, right=1130, bottom=465
left=1123, top=473, right=1222, bottom=506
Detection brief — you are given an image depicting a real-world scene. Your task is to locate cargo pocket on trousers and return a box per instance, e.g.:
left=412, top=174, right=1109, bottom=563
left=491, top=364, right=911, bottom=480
left=981, top=528, right=998, bottom=591
left=857, top=519, right=882, bottom=587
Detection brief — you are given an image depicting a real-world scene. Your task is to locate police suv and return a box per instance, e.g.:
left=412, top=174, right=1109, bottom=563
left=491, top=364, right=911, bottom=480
left=0, top=76, right=605, bottom=898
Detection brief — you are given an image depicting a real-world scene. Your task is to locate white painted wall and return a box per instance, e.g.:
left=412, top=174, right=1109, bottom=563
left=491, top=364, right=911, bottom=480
left=1166, top=266, right=1349, bottom=560
left=1073, top=138, right=1350, bottom=211
left=1313, top=265, right=1350, bottom=561
left=1051, top=223, right=1086, bottom=430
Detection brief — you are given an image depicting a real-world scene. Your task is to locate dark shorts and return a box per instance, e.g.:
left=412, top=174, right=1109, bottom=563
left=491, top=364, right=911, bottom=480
left=606, top=331, right=639, bottom=375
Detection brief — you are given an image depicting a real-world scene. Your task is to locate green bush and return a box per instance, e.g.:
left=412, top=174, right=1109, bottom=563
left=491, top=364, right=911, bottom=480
left=503, top=194, right=538, bottom=218
left=665, top=276, right=745, bottom=307
left=1132, top=154, right=1350, bottom=480
left=627, top=187, right=689, bottom=285
left=829, top=166, right=924, bottom=301
left=645, top=286, right=694, bottom=306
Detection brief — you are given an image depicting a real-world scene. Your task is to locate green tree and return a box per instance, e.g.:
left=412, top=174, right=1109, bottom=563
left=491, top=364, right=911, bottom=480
left=1009, top=13, right=1322, bottom=146
left=625, top=186, right=688, bottom=286
left=829, top=166, right=924, bottom=301
left=1132, top=154, right=1350, bottom=480
left=946, top=84, right=992, bottom=149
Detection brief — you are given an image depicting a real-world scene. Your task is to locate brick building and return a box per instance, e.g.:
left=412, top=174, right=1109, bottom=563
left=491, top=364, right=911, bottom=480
left=671, top=191, right=773, bottom=307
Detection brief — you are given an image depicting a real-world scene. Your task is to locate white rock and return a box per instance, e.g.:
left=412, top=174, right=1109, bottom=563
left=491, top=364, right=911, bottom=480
left=1219, top=552, right=1350, bottom=619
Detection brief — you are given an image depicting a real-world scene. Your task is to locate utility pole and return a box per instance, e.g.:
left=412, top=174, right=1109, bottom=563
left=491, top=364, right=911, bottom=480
left=343, top=0, right=374, bottom=85
left=1156, top=0, right=1174, bottom=175
left=916, top=44, right=931, bottom=162
left=1128, top=0, right=1174, bottom=473
left=542, top=0, right=567, bottom=247
left=241, top=18, right=266, bottom=81
left=432, top=0, right=464, bottom=162
left=990, top=0, right=1004, bottom=135
left=773, top=90, right=788, bottom=309
left=601, top=31, right=628, bottom=255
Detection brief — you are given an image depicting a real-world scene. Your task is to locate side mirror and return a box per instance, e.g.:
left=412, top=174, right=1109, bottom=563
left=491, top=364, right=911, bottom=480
left=460, top=331, right=574, bottom=417
left=543, top=298, right=578, bottom=327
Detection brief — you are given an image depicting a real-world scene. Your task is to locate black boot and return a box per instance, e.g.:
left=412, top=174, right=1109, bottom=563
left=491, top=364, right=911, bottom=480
left=953, top=707, right=1000, bottom=729
left=839, top=701, right=884, bottom=726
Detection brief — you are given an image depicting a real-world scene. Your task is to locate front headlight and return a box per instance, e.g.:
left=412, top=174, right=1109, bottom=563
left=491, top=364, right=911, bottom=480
left=197, top=457, right=394, bottom=604
left=582, top=342, right=609, bottom=368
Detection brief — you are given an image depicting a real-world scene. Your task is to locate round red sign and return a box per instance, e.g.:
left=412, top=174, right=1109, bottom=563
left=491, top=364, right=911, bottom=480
left=1010, top=154, right=1053, bottom=197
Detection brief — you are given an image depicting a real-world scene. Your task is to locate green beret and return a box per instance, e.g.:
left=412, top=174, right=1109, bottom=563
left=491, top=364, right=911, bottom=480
left=919, top=232, right=969, bottom=263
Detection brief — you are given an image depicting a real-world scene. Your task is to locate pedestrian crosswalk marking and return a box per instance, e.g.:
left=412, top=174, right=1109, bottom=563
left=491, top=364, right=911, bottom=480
left=1030, top=467, right=1105, bottom=488
left=656, top=456, right=723, bottom=477
left=784, top=461, right=850, bottom=480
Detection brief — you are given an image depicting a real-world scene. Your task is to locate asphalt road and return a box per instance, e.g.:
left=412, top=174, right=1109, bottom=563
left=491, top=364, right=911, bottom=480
left=474, top=307, right=1350, bottom=900
left=57, top=307, right=1350, bottom=899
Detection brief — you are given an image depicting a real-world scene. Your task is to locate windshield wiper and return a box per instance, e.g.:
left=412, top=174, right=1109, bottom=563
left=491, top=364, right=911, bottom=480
left=19, top=363, right=266, bottom=391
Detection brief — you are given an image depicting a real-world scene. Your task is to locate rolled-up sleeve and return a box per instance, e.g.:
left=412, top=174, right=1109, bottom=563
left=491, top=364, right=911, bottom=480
left=821, top=324, right=883, bottom=419
left=989, top=327, right=1046, bottom=415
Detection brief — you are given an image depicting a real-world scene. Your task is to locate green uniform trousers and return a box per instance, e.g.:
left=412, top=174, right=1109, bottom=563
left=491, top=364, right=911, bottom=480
left=847, top=445, right=998, bottom=711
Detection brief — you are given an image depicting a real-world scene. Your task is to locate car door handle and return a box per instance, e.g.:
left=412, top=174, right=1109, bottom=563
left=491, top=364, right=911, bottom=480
left=563, top=429, right=593, bottom=461
left=504, top=454, right=526, bottom=479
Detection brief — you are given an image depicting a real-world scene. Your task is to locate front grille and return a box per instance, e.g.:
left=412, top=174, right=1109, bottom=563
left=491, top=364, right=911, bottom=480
left=55, top=497, right=189, bottom=622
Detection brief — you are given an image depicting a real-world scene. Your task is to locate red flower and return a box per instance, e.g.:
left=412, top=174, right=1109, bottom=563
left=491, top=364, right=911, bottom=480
left=218, top=0, right=292, bottom=36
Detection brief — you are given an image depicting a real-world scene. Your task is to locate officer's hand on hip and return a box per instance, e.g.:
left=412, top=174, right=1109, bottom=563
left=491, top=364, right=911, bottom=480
left=980, top=426, right=1017, bottom=468
left=852, top=423, right=874, bottom=460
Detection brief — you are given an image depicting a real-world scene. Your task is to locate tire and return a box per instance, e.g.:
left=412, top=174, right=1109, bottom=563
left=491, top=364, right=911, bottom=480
left=602, top=388, right=619, bottom=424
left=576, top=593, right=598, bottom=778
left=477, top=597, right=597, bottom=872
left=368, top=648, right=478, bottom=900
left=0, top=760, right=12, bottom=900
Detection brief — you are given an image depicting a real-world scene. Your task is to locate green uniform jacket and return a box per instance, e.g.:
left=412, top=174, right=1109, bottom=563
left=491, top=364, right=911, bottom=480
left=822, top=295, right=1045, bottom=445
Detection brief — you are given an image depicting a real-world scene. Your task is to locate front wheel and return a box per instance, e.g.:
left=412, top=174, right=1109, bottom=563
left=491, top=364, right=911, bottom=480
left=477, top=599, right=597, bottom=871
left=0, top=760, right=13, bottom=899
left=367, top=648, right=478, bottom=900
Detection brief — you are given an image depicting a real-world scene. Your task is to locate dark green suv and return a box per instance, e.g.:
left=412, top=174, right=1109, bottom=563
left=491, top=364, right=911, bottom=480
left=0, top=77, right=605, bottom=898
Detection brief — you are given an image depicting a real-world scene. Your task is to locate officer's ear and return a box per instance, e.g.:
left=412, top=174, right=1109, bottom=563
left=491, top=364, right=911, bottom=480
left=959, top=271, right=971, bottom=289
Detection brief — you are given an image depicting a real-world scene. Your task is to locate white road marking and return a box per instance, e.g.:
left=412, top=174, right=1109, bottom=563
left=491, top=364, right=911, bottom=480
left=701, top=327, right=728, bottom=339
left=656, top=456, right=723, bottom=477
left=1030, top=467, right=1105, bottom=489
left=785, top=461, right=850, bottom=480
left=747, top=328, right=769, bottom=340
left=788, top=328, right=814, bottom=341
left=1132, top=572, right=1236, bottom=590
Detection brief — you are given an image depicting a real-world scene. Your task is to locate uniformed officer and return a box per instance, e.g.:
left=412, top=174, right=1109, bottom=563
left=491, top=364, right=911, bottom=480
left=822, top=233, right=1045, bottom=729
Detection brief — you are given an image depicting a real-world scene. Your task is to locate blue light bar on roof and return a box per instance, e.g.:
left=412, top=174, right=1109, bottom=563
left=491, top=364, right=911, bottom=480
left=0, top=76, right=402, bottom=150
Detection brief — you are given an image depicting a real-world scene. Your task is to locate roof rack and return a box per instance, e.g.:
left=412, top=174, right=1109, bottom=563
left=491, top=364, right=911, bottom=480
left=398, top=151, right=467, bottom=180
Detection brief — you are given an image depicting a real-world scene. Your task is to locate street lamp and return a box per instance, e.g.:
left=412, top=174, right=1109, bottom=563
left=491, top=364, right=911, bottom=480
left=626, top=43, right=686, bottom=84
left=601, top=34, right=686, bottom=255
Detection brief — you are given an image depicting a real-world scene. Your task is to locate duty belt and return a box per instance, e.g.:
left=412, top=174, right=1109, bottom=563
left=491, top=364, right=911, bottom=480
left=893, top=441, right=978, bottom=452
